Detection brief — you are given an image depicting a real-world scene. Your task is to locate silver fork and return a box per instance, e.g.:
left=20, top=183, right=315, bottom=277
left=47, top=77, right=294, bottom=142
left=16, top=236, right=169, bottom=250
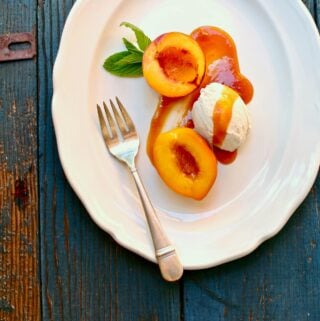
left=97, top=97, right=183, bottom=282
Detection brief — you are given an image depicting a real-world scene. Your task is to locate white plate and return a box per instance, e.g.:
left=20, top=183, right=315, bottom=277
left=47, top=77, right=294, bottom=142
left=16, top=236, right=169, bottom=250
left=52, top=0, right=320, bottom=269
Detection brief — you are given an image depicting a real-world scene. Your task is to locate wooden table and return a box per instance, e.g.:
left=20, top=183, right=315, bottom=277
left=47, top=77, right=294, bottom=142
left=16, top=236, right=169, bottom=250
left=0, top=1, right=319, bottom=320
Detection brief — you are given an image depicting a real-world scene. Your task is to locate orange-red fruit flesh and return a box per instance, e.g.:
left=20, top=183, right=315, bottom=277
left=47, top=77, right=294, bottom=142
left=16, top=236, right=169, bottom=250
left=153, top=128, right=217, bottom=200
left=142, top=32, right=205, bottom=97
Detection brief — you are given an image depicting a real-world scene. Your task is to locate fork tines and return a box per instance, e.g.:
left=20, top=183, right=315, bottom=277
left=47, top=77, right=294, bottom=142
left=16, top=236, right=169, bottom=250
left=97, top=97, right=136, bottom=142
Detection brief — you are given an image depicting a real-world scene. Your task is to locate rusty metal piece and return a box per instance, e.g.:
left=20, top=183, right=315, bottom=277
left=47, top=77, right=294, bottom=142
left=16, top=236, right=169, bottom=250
left=0, top=32, right=36, bottom=62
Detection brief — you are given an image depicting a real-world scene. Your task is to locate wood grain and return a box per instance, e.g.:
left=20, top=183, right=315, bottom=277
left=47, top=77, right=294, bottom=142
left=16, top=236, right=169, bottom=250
left=0, top=1, right=39, bottom=320
left=183, top=177, right=320, bottom=321
left=0, top=0, right=313, bottom=320
left=37, top=1, right=181, bottom=320
left=303, top=0, right=320, bottom=26
left=183, top=1, right=320, bottom=320
left=1, top=0, right=318, bottom=320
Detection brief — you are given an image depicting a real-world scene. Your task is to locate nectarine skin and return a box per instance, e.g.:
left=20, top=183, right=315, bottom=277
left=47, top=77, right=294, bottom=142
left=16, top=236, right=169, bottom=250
left=143, top=32, right=205, bottom=97
left=153, top=128, right=217, bottom=200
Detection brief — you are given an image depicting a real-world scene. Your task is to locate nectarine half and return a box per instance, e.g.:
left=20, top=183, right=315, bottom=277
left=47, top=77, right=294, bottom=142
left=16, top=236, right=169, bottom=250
left=153, top=128, right=217, bottom=200
left=143, top=32, right=205, bottom=97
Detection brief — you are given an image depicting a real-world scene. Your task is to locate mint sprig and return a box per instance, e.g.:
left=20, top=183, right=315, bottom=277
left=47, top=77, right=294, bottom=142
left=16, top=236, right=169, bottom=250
left=103, top=22, right=151, bottom=77
left=120, top=22, right=151, bottom=51
left=122, top=38, right=141, bottom=53
left=103, top=51, right=143, bottom=77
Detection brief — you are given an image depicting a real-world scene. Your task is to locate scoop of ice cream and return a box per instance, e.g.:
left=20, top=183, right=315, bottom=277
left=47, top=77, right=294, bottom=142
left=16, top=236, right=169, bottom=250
left=192, top=83, right=250, bottom=152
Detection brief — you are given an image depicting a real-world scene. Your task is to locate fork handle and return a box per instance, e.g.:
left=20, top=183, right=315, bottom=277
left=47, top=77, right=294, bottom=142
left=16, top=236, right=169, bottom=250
left=130, top=168, right=184, bottom=282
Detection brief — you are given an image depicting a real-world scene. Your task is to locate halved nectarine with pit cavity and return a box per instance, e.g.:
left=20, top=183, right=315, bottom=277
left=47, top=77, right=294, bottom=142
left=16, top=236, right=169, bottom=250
left=143, top=32, right=205, bottom=97
left=153, top=128, right=217, bottom=200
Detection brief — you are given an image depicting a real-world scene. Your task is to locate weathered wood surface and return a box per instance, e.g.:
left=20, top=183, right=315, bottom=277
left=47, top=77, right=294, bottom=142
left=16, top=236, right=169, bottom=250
left=184, top=177, right=320, bottom=321
left=0, top=1, right=39, bottom=321
left=37, top=1, right=181, bottom=321
left=183, top=2, right=320, bottom=320
left=0, top=0, right=319, bottom=321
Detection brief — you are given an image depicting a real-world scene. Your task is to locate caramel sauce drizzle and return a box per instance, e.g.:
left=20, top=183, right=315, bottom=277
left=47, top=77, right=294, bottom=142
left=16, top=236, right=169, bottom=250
left=147, top=93, right=198, bottom=164
left=147, top=26, right=254, bottom=165
left=212, top=87, right=238, bottom=147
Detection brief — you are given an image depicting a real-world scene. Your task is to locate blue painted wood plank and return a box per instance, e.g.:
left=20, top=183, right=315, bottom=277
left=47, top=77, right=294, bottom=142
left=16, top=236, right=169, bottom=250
left=316, top=0, right=320, bottom=26
left=0, top=0, right=40, bottom=320
left=303, top=0, right=320, bottom=27
left=37, top=1, right=181, bottom=320
left=183, top=2, right=320, bottom=320
left=184, top=176, right=320, bottom=321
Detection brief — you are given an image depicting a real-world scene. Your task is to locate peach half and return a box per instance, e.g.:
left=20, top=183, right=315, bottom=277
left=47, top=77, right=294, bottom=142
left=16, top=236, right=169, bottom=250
left=153, top=128, right=217, bottom=200
left=142, top=32, right=205, bottom=97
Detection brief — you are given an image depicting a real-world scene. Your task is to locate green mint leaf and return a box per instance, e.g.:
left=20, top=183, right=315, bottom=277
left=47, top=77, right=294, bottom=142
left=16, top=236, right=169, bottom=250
left=103, top=22, right=151, bottom=77
left=116, top=51, right=143, bottom=65
left=122, top=38, right=142, bottom=53
left=120, top=21, right=151, bottom=51
left=112, top=63, right=143, bottom=77
left=103, top=52, right=142, bottom=77
left=103, top=51, right=130, bottom=69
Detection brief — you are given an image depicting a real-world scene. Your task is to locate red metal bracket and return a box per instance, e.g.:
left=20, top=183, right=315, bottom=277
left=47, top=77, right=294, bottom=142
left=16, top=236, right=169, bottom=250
left=0, top=32, right=36, bottom=62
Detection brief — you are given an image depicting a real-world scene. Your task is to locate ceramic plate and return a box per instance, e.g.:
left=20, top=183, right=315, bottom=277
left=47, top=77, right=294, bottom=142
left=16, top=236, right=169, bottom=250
left=52, top=0, right=320, bottom=269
